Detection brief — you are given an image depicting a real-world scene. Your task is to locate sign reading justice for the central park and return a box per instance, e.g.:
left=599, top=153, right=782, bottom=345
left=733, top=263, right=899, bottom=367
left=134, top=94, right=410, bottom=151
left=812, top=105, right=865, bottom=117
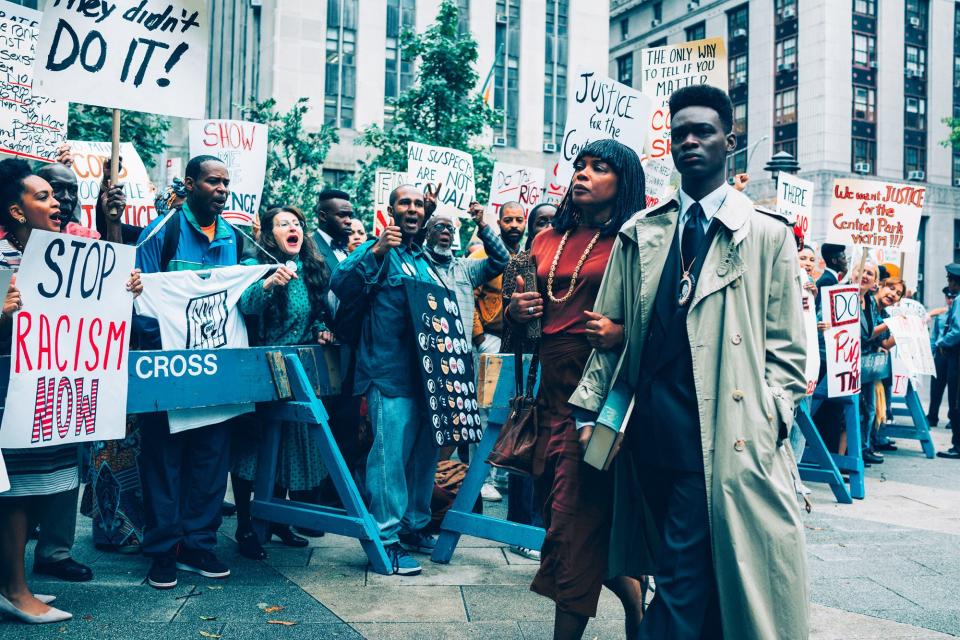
left=0, top=231, right=135, bottom=449
left=32, top=0, right=209, bottom=119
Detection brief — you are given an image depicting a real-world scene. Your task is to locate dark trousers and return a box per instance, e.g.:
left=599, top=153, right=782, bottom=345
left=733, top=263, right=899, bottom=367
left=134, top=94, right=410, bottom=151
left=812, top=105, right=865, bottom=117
left=946, top=350, right=960, bottom=450
left=506, top=472, right=543, bottom=527
left=317, top=394, right=364, bottom=506
left=637, top=469, right=722, bottom=640
left=138, top=413, right=231, bottom=556
left=928, top=349, right=948, bottom=424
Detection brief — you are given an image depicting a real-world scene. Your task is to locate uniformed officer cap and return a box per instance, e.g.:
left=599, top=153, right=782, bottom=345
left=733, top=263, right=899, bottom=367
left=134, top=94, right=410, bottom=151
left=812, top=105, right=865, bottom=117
left=946, top=263, right=960, bottom=278
left=943, top=286, right=956, bottom=296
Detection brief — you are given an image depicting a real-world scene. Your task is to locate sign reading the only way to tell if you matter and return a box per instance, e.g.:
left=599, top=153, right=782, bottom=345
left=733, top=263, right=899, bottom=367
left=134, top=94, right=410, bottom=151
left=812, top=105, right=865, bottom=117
left=33, top=0, right=209, bottom=119
left=0, top=231, right=135, bottom=448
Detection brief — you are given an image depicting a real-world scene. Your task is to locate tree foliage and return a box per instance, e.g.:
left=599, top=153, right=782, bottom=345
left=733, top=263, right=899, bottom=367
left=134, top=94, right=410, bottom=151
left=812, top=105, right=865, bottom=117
left=351, top=0, right=501, bottom=228
left=67, top=104, right=171, bottom=168
left=242, top=97, right=339, bottom=220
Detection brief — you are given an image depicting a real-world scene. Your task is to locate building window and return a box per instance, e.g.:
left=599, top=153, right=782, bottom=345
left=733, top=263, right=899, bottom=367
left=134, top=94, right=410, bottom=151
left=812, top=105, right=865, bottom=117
left=648, top=37, right=667, bottom=47
left=852, top=86, right=876, bottom=122
left=774, top=140, right=798, bottom=157
left=775, top=0, right=797, bottom=22
left=774, top=88, right=797, bottom=125
left=906, top=0, right=928, bottom=30
left=954, top=220, right=960, bottom=262
left=904, top=146, right=926, bottom=175
left=905, top=96, right=926, bottom=130
left=685, top=22, right=705, bottom=42
left=853, top=33, right=875, bottom=68
left=620, top=18, right=629, bottom=41
left=733, top=102, right=747, bottom=136
left=905, top=45, right=926, bottom=79
left=384, top=0, right=416, bottom=120
left=727, top=5, right=748, bottom=38
left=494, top=0, right=521, bottom=147
left=325, top=0, right=358, bottom=129
left=617, top=54, right=633, bottom=87
left=775, top=37, right=797, bottom=70
left=852, top=138, right=876, bottom=173
left=457, top=0, right=469, bottom=34
left=952, top=155, right=960, bottom=186
left=727, top=151, right=747, bottom=176
left=652, top=2, right=662, bottom=23
left=543, top=0, right=568, bottom=150
left=323, top=169, right=353, bottom=189
left=853, top=0, right=875, bottom=15
left=729, top=54, right=747, bottom=88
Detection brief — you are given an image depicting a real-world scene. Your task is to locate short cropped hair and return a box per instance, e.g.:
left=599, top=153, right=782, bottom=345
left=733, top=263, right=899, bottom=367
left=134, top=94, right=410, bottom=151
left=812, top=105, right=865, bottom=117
left=317, top=188, right=350, bottom=205
left=185, top=155, right=224, bottom=180
left=668, top=85, right=734, bottom=134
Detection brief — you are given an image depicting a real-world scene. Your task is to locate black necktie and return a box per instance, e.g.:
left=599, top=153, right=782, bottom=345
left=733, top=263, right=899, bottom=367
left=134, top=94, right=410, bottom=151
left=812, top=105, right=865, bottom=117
left=681, top=202, right=705, bottom=270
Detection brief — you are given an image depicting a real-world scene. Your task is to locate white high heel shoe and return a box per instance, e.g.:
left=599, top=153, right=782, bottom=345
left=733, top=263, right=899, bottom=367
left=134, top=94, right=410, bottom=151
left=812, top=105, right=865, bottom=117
left=0, top=593, right=72, bottom=623
left=35, top=594, right=56, bottom=604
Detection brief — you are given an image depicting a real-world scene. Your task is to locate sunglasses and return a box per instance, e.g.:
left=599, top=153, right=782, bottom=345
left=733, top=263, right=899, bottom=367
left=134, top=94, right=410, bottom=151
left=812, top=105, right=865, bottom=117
left=432, top=223, right=455, bottom=233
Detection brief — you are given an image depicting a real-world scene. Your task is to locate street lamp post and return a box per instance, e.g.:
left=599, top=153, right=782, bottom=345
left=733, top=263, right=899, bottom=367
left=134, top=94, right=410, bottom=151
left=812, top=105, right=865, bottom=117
left=763, top=150, right=801, bottom=184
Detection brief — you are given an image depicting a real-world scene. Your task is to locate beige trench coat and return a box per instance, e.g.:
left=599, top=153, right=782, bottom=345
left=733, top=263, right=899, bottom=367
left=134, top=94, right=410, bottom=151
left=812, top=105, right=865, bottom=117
left=569, top=187, right=810, bottom=640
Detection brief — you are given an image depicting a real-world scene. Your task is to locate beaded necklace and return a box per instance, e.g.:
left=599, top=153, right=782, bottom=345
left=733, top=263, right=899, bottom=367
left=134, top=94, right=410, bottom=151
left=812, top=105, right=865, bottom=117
left=545, top=227, right=602, bottom=304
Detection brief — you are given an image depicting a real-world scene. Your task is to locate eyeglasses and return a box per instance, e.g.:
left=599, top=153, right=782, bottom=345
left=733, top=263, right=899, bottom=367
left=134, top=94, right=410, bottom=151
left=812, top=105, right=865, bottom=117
left=432, top=223, right=455, bottom=233
left=276, top=220, right=303, bottom=230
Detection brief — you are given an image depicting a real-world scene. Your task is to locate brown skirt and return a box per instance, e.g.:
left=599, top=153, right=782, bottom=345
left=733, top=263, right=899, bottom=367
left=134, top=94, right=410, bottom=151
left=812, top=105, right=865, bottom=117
left=530, top=334, right=616, bottom=618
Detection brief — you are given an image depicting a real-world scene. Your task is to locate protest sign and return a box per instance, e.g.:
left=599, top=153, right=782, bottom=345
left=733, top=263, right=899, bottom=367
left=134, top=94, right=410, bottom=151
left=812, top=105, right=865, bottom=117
left=404, top=279, right=483, bottom=447
left=642, top=158, right=674, bottom=208
left=823, top=284, right=861, bottom=398
left=543, top=161, right=568, bottom=204
left=0, top=231, right=135, bottom=448
left=33, top=0, right=208, bottom=119
left=640, top=37, right=727, bottom=202
left=165, top=156, right=182, bottom=183
left=70, top=140, right=156, bottom=229
left=189, top=119, right=267, bottom=225
left=890, top=350, right=911, bottom=398
left=0, top=2, right=69, bottom=163
left=373, top=169, right=408, bottom=237
left=827, top=179, right=924, bottom=252
left=486, top=162, right=544, bottom=227
left=553, top=70, right=652, bottom=190
left=800, top=270, right=820, bottom=395
left=884, top=313, right=936, bottom=377
left=777, top=173, right=814, bottom=236
left=0, top=450, right=7, bottom=493
left=406, top=142, right=474, bottom=217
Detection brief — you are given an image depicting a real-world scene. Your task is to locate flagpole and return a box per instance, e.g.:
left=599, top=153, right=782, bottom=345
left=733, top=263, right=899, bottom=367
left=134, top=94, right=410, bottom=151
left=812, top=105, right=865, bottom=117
left=480, top=43, right=505, bottom=104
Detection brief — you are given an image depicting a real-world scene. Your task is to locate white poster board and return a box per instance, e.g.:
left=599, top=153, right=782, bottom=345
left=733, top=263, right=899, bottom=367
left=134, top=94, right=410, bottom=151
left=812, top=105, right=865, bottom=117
left=884, top=313, right=936, bottom=377
left=800, top=270, right=820, bottom=396
left=373, top=169, right=408, bottom=237
left=33, top=0, right=209, bottom=119
left=0, top=231, right=135, bottom=448
left=777, top=173, right=814, bottom=237
left=827, top=179, right=924, bottom=252
left=0, top=1, right=69, bottom=163
left=486, top=162, right=544, bottom=228
left=640, top=37, right=727, bottom=205
left=823, top=284, right=861, bottom=398
left=552, top=70, right=652, bottom=197
left=406, top=142, right=474, bottom=217
left=69, top=140, right=157, bottom=229
left=189, top=119, right=267, bottom=225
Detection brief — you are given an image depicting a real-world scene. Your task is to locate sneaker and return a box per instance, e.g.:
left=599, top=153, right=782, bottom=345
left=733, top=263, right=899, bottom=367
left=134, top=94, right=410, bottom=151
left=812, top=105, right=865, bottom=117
left=509, top=545, right=541, bottom=561
left=399, top=530, right=437, bottom=554
left=147, top=554, right=178, bottom=589
left=386, top=543, right=422, bottom=576
left=480, top=483, right=502, bottom=502
left=936, top=447, right=960, bottom=459
left=176, top=549, right=231, bottom=579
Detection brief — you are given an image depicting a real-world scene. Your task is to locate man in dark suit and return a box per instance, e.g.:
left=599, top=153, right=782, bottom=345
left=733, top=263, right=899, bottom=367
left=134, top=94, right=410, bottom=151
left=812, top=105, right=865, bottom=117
left=313, top=189, right=353, bottom=275
left=814, top=242, right=847, bottom=309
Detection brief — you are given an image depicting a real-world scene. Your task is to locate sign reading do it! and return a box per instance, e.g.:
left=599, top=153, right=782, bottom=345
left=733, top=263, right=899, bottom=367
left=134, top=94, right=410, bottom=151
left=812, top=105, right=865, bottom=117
left=33, top=0, right=209, bottom=119
left=0, top=231, right=135, bottom=448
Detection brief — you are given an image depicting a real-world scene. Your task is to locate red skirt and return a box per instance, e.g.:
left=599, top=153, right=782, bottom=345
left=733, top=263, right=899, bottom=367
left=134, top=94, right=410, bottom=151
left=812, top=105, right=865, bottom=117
left=530, top=334, right=616, bottom=618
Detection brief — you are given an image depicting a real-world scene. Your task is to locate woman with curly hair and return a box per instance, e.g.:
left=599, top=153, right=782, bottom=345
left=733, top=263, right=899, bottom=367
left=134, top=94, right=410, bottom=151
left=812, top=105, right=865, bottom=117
left=231, top=206, right=334, bottom=559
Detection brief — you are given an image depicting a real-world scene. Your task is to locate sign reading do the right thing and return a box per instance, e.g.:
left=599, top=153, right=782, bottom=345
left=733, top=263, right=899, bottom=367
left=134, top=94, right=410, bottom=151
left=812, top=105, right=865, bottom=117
left=33, top=0, right=209, bottom=119
left=823, top=284, right=861, bottom=398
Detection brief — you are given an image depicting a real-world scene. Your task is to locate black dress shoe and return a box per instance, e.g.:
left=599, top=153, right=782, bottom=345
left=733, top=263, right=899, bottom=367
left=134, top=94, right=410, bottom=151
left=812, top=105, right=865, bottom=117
left=862, top=450, right=885, bottom=465
left=270, top=525, right=309, bottom=548
left=875, top=441, right=898, bottom=452
left=34, top=557, right=93, bottom=582
left=936, top=447, right=960, bottom=459
left=293, top=527, right=325, bottom=538
left=221, top=500, right=237, bottom=517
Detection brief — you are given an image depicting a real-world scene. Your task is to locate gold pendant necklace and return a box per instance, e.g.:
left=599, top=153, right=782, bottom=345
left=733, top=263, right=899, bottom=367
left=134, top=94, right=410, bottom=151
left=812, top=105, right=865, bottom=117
left=546, top=228, right=602, bottom=304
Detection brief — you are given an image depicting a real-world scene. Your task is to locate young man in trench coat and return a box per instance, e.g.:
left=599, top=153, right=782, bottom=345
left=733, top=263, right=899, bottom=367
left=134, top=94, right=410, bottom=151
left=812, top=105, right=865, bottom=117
left=569, top=85, right=809, bottom=639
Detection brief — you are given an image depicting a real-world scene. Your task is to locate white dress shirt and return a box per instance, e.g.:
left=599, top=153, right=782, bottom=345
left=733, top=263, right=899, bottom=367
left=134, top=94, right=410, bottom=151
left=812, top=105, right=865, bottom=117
left=677, top=183, right=732, bottom=245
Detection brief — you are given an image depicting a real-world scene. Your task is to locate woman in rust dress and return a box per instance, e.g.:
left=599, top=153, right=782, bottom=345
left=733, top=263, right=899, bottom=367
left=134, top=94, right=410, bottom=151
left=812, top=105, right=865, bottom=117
left=506, top=139, right=646, bottom=639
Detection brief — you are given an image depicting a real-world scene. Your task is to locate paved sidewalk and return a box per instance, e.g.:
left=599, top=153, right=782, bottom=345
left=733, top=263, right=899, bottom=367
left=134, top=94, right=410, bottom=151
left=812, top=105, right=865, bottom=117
left=3, top=427, right=959, bottom=639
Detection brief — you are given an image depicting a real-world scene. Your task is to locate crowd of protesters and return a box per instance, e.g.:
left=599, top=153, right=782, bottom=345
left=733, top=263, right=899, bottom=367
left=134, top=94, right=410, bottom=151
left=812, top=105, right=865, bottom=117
left=0, top=85, right=955, bottom=640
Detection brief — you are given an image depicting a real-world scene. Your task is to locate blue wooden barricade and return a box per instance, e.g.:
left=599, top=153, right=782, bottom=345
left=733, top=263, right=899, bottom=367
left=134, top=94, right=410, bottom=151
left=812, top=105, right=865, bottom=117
left=432, top=353, right=546, bottom=564
left=879, top=382, right=936, bottom=458
left=796, top=401, right=853, bottom=504
left=808, top=389, right=865, bottom=500
left=0, top=346, right=391, bottom=575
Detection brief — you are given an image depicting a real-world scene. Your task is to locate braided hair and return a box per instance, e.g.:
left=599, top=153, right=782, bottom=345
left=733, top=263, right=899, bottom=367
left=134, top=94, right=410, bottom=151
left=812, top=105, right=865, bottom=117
left=551, top=139, right=645, bottom=239
left=0, top=158, right=34, bottom=231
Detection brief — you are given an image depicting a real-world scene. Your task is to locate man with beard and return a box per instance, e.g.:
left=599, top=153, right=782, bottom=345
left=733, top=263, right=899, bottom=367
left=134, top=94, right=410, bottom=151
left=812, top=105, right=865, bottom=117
left=134, top=155, right=243, bottom=590
left=332, top=185, right=482, bottom=576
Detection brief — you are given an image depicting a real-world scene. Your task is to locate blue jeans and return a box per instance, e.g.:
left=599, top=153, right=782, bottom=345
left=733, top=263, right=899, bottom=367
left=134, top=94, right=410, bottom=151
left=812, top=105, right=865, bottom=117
left=365, top=387, right=438, bottom=545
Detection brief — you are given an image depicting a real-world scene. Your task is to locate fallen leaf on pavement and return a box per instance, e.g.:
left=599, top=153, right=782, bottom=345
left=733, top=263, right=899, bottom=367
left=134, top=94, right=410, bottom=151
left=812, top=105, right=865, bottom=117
left=207, top=586, right=223, bottom=590
left=268, top=620, right=297, bottom=626
left=199, top=632, right=222, bottom=639
left=199, top=616, right=218, bottom=621
left=259, top=604, right=285, bottom=613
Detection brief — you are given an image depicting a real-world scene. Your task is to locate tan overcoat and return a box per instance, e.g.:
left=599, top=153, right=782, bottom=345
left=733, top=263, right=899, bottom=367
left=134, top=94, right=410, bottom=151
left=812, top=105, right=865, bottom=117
left=569, top=187, right=810, bottom=640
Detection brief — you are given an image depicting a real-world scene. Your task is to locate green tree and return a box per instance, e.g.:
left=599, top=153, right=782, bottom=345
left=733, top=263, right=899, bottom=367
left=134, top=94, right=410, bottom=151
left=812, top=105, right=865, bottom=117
left=67, top=105, right=171, bottom=168
left=351, top=0, right=501, bottom=231
left=243, top=97, right=339, bottom=220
